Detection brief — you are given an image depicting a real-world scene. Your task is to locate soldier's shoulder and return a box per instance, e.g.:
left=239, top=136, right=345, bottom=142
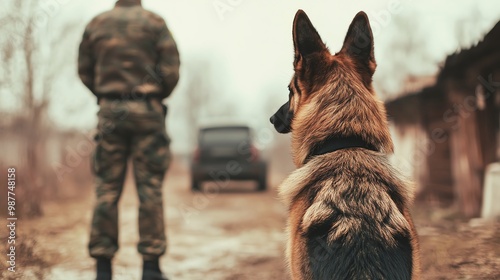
left=86, top=10, right=114, bottom=29
left=140, top=8, right=167, bottom=26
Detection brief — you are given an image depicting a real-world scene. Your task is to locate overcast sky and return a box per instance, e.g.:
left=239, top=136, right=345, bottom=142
left=3, top=0, right=499, bottom=151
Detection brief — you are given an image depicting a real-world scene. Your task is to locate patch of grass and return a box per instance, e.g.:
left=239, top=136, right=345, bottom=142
left=0, top=233, right=53, bottom=280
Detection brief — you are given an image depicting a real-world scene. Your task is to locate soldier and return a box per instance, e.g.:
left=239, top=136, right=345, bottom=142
left=78, top=0, right=180, bottom=279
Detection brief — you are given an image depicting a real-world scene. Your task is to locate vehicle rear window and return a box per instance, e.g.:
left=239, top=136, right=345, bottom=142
left=201, top=128, right=250, bottom=144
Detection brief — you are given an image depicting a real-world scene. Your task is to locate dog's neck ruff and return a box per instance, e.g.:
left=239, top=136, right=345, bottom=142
left=305, top=136, right=378, bottom=164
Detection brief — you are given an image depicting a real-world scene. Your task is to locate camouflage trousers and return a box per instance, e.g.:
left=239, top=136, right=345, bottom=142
left=88, top=100, right=171, bottom=261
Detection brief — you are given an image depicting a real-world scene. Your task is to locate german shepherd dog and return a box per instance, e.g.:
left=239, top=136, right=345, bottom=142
left=270, top=10, right=420, bottom=280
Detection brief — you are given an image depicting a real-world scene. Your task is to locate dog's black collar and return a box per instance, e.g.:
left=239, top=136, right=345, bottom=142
left=305, top=136, right=378, bottom=163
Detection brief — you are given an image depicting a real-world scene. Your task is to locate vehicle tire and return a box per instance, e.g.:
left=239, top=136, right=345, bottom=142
left=257, top=173, right=267, bottom=192
left=191, top=178, right=201, bottom=192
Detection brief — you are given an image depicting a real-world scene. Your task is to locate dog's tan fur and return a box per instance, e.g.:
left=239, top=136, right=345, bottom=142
left=273, top=10, right=420, bottom=279
left=280, top=151, right=420, bottom=279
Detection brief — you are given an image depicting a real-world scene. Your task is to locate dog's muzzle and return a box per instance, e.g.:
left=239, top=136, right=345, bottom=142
left=270, top=101, right=292, bottom=134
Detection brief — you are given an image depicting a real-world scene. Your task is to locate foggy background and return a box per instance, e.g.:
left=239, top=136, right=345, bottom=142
left=1, top=0, right=499, bottom=153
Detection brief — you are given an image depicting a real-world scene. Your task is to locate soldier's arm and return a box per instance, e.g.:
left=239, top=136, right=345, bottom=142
left=156, top=20, right=180, bottom=99
left=78, top=25, right=96, bottom=94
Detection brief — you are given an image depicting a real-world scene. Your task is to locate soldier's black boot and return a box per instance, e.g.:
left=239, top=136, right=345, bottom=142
left=96, top=257, right=112, bottom=280
left=142, top=259, right=169, bottom=280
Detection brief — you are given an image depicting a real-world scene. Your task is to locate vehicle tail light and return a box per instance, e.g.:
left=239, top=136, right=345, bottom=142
left=193, top=147, right=200, bottom=163
left=250, top=145, right=259, bottom=162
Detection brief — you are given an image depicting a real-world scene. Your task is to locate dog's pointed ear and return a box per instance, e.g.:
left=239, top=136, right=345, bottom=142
left=341, top=12, right=376, bottom=75
left=293, top=10, right=326, bottom=63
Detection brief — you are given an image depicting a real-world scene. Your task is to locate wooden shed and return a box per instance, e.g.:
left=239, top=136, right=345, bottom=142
left=386, top=21, right=500, bottom=218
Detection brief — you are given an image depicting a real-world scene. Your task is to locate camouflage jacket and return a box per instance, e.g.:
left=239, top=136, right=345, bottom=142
left=78, top=0, right=180, bottom=100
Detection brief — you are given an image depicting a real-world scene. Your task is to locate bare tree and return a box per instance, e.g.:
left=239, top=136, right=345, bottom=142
left=0, top=0, right=80, bottom=217
left=374, top=13, right=432, bottom=98
left=181, top=56, right=237, bottom=147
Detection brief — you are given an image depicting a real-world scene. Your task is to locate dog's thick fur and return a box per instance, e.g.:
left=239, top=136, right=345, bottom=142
left=270, top=10, right=420, bottom=280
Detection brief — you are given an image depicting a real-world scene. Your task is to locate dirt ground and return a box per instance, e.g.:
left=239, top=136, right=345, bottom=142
left=1, top=162, right=499, bottom=280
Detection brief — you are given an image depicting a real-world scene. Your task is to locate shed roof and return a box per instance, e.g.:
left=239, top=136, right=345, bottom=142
left=386, top=20, right=500, bottom=110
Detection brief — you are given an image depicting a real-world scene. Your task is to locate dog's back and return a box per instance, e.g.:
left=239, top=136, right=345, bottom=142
left=282, top=150, right=416, bottom=279
left=270, top=10, right=420, bottom=280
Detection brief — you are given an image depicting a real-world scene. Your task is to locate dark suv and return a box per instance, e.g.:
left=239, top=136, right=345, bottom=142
left=190, top=125, right=267, bottom=192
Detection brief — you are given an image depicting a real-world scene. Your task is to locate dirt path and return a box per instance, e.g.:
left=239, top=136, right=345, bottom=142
left=3, top=163, right=499, bottom=279
left=7, top=164, right=288, bottom=280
